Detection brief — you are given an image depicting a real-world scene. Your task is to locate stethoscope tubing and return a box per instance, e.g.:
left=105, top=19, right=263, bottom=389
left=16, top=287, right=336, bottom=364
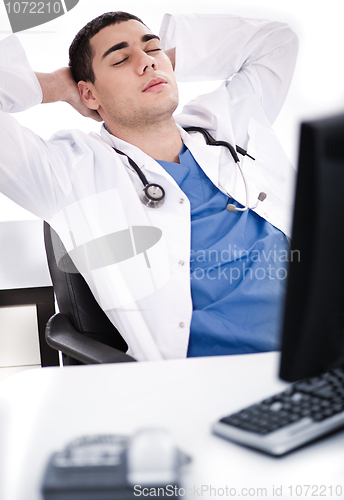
left=113, top=127, right=265, bottom=211
left=114, top=148, right=149, bottom=186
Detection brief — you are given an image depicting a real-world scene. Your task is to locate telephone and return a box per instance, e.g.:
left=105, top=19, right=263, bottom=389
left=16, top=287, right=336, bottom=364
left=42, top=430, right=191, bottom=499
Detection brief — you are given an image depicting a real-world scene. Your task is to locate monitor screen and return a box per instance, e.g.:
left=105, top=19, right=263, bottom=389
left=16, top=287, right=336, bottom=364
left=279, top=113, right=344, bottom=382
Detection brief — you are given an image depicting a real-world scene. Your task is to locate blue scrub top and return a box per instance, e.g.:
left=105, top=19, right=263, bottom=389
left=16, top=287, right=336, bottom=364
left=157, top=144, right=289, bottom=356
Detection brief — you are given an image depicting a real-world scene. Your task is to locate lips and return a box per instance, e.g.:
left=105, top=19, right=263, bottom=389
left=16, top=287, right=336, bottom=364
left=143, top=77, right=167, bottom=92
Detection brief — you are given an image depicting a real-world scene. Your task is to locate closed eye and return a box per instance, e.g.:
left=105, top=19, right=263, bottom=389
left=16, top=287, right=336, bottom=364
left=146, top=48, right=162, bottom=54
left=113, top=57, right=129, bottom=66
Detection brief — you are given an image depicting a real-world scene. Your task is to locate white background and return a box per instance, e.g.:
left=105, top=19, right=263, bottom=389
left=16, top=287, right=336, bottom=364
left=0, top=0, right=343, bottom=220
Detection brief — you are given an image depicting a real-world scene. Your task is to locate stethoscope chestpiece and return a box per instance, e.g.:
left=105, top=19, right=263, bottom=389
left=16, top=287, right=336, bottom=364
left=113, top=147, right=166, bottom=208
left=140, top=183, right=166, bottom=208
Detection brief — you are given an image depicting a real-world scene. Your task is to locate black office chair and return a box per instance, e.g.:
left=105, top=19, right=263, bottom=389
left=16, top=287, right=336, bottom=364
left=43, top=222, right=136, bottom=365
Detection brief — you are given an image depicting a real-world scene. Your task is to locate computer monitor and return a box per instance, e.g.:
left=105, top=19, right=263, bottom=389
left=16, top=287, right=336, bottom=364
left=279, top=112, right=344, bottom=382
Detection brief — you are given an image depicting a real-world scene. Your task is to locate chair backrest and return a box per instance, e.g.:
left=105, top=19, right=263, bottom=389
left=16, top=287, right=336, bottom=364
left=43, top=222, right=128, bottom=353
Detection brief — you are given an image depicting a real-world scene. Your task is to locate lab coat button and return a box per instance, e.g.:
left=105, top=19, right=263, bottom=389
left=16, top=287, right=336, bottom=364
left=179, top=322, right=185, bottom=328
left=179, top=198, right=184, bottom=204
left=264, top=212, right=269, bottom=218
left=179, top=260, right=185, bottom=266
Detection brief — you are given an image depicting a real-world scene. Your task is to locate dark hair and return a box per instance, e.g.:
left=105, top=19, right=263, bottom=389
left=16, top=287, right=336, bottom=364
left=69, top=11, right=145, bottom=84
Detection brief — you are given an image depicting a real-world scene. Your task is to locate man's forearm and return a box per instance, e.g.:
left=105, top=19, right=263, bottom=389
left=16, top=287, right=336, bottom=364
left=35, top=67, right=102, bottom=121
left=35, top=69, right=70, bottom=104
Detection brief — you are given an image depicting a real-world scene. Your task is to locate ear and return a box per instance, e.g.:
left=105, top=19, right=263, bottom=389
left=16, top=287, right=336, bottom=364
left=78, top=81, right=100, bottom=110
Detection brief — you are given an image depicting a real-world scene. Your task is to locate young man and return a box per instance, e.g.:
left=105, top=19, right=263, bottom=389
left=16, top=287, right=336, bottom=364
left=0, top=11, right=298, bottom=361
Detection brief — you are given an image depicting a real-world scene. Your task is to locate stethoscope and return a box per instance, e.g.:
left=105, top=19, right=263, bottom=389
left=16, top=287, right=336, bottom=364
left=114, top=127, right=267, bottom=212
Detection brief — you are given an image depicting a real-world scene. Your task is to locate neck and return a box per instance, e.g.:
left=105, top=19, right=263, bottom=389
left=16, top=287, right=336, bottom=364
left=106, top=117, right=182, bottom=163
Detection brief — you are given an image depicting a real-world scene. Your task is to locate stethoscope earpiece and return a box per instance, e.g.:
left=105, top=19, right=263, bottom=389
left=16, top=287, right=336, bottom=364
left=226, top=191, right=267, bottom=212
left=226, top=203, right=237, bottom=212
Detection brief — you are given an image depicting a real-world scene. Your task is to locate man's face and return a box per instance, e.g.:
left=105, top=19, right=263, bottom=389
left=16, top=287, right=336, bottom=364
left=82, top=20, right=179, bottom=131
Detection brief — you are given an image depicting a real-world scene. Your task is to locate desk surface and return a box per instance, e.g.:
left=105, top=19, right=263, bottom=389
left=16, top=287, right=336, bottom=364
left=0, top=353, right=343, bottom=500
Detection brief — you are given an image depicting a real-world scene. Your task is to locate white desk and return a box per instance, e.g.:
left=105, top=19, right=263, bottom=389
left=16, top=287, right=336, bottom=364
left=0, top=352, right=343, bottom=500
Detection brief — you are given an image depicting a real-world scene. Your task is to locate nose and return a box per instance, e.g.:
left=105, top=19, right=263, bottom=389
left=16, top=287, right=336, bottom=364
left=136, top=50, right=157, bottom=75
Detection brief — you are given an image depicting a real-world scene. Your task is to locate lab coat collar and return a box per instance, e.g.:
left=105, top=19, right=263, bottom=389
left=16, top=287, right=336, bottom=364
left=100, top=123, right=179, bottom=187
left=100, top=123, right=220, bottom=188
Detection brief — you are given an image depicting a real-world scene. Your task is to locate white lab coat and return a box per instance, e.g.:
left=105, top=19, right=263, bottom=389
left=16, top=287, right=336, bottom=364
left=0, top=14, right=298, bottom=361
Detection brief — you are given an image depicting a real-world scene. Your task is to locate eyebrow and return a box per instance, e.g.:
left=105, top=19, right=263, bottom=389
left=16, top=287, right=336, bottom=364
left=102, top=34, right=160, bottom=59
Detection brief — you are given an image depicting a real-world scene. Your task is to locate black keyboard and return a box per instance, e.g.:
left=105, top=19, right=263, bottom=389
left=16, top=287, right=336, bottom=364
left=212, top=368, right=344, bottom=455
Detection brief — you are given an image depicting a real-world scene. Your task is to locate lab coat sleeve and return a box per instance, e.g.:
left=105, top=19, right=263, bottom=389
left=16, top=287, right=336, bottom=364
left=159, top=13, right=298, bottom=123
left=0, top=35, right=85, bottom=219
left=0, top=35, right=43, bottom=112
